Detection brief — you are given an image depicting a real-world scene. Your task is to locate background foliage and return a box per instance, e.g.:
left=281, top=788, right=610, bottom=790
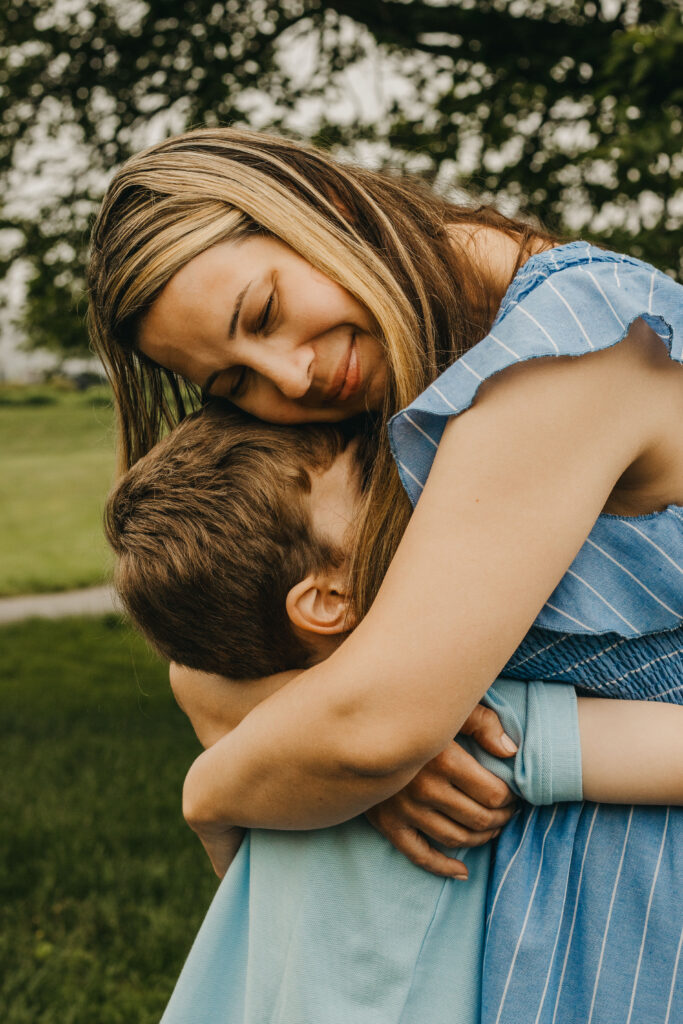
left=0, top=384, right=115, bottom=595
left=1, top=615, right=216, bottom=1023
left=1, top=0, right=682, bottom=358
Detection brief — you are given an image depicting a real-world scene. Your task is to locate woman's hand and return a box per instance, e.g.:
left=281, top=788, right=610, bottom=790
left=365, top=704, right=518, bottom=878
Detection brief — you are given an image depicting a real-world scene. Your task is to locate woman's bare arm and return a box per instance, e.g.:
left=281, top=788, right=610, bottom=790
left=182, top=335, right=672, bottom=837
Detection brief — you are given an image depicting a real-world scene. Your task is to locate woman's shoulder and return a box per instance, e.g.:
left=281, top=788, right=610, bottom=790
left=388, top=241, right=683, bottom=641
left=389, top=243, right=682, bottom=504
left=493, top=240, right=681, bottom=345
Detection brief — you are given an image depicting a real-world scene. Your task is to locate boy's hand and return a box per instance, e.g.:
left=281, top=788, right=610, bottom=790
left=365, top=705, right=517, bottom=878
left=170, top=663, right=240, bottom=747
left=188, top=818, right=247, bottom=878
left=170, top=663, right=300, bottom=748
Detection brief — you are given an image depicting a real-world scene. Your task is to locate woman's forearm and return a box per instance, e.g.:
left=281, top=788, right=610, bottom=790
left=579, top=698, right=683, bottom=804
left=181, top=654, right=436, bottom=832
left=184, top=685, right=683, bottom=836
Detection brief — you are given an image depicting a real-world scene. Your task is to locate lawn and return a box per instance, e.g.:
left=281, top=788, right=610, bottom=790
left=1, top=615, right=218, bottom=1023
left=0, top=385, right=117, bottom=596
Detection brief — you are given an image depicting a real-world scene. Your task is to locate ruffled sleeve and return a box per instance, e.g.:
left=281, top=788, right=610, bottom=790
left=388, top=244, right=683, bottom=637
left=389, top=246, right=680, bottom=508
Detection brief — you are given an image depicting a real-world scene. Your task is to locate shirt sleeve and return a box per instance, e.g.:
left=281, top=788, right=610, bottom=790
left=457, top=678, right=583, bottom=804
left=389, top=253, right=681, bottom=510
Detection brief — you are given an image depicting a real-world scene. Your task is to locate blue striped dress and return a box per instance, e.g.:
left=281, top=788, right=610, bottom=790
left=389, top=241, right=683, bottom=1024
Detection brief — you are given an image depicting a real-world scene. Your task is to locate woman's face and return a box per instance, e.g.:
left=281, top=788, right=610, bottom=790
left=138, top=236, right=388, bottom=423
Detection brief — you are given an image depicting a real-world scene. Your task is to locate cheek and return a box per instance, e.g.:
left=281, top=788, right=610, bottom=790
left=362, top=339, right=389, bottom=408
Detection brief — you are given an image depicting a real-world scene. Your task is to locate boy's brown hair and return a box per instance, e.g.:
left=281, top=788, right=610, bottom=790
left=105, top=402, right=360, bottom=677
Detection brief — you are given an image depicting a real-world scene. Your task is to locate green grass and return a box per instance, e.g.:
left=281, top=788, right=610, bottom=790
left=1, top=616, right=218, bottom=1023
left=0, top=384, right=117, bottom=596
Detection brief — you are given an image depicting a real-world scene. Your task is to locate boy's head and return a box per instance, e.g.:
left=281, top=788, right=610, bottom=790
left=105, top=402, right=368, bottom=677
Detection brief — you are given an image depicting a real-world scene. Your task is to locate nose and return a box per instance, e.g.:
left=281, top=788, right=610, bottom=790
left=250, top=340, right=314, bottom=400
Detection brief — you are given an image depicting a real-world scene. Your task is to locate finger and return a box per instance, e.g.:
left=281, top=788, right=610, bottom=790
left=460, top=704, right=518, bottom=758
left=402, top=806, right=503, bottom=849
left=382, top=825, right=470, bottom=879
left=409, top=782, right=516, bottom=832
left=430, top=744, right=516, bottom=809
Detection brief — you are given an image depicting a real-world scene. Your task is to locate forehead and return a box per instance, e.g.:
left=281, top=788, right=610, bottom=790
left=139, top=241, right=246, bottom=350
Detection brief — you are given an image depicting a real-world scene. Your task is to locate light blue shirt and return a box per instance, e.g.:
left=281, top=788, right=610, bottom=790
left=161, top=679, right=582, bottom=1024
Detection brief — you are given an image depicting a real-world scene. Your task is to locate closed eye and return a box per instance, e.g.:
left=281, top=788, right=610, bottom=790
left=228, top=366, right=250, bottom=399
left=257, top=288, right=277, bottom=334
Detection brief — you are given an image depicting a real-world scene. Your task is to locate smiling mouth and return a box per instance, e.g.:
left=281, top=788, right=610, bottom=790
left=325, top=337, right=361, bottom=404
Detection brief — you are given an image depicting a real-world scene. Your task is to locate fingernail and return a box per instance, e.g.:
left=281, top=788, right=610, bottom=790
left=501, top=734, right=518, bottom=755
left=453, top=872, right=469, bottom=881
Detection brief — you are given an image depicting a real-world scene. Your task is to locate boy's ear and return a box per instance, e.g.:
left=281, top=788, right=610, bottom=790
left=285, top=572, right=357, bottom=637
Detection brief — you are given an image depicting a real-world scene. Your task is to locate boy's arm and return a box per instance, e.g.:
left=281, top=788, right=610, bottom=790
left=578, top=698, right=683, bottom=804
left=366, top=683, right=683, bottom=876
left=459, top=679, right=683, bottom=806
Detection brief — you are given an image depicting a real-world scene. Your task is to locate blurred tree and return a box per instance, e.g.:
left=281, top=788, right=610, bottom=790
left=1, top=0, right=681, bottom=356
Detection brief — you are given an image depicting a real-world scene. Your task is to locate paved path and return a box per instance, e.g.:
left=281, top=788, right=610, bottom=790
left=0, top=585, right=122, bottom=625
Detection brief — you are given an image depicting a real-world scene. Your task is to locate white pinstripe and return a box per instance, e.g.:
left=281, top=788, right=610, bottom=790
left=544, top=601, right=596, bottom=631
left=586, top=244, right=592, bottom=262
left=551, top=805, right=600, bottom=1024
left=535, top=637, right=627, bottom=679
left=429, top=383, right=459, bottom=412
left=545, top=279, right=594, bottom=348
left=579, top=267, right=626, bottom=329
left=587, top=807, right=635, bottom=1024
left=648, top=270, right=656, bottom=313
left=625, top=808, right=670, bottom=1024
left=585, top=538, right=683, bottom=617
left=647, top=681, right=683, bottom=700
left=516, top=305, right=561, bottom=352
left=566, top=569, right=639, bottom=632
left=489, top=332, right=522, bottom=359
left=486, top=807, right=539, bottom=939
left=619, top=520, right=683, bottom=574
left=403, top=413, right=439, bottom=449
left=594, top=648, right=683, bottom=691
left=533, top=836, right=575, bottom=1024
left=665, top=923, right=683, bottom=1024
left=494, top=808, right=559, bottom=1024
left=508, top=634, right=569, bottom=669
left=397, top=461, right=424, bottom=491
left=459, top=357, right=484, bottom=381
left=614, top=262, right=621, bottom=287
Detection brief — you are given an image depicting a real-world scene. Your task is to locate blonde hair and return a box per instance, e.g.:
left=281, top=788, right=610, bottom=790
left=88, top=126, right=555, bottom=616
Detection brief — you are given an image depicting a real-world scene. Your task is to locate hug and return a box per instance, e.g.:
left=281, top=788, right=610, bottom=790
left=90, top=127, right=682, bottom=1023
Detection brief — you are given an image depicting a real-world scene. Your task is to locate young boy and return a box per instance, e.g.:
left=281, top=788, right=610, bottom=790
left=105, top=403, right=366, bottom=680
left=105, top=402, right=682, bottom=1024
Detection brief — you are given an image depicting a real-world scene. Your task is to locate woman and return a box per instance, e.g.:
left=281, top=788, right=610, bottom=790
left=89, top=127, right=682, bottom=1022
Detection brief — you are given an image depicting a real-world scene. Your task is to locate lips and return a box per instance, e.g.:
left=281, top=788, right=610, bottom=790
left=324, top=337, right=361, bottom=404
left=338, top=338, right=361, bottom=402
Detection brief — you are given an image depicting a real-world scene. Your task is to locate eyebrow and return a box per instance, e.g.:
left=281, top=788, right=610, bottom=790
left=200, top=280, right=251, bottom=398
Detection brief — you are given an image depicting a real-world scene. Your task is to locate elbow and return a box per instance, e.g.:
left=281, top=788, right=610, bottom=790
left=182, top=753, right=227, bottom=832
left=331, top=712, right=438, bottom=782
